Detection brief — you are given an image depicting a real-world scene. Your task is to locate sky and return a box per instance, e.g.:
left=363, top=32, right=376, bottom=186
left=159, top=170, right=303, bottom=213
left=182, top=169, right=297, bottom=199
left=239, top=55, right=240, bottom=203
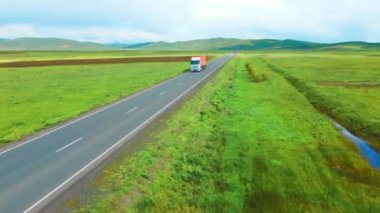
left=0, top=0, right=379, bottom=43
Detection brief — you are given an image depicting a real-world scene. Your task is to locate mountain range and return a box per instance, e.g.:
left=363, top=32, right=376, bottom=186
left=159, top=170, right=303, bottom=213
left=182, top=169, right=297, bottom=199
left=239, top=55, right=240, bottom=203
left=0, top=37, right=379, bottom=51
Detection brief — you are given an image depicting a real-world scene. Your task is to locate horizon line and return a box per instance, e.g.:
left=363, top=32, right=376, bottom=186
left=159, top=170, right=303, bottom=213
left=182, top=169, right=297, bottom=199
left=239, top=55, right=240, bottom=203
left=1, top=36, right=379, bottom=45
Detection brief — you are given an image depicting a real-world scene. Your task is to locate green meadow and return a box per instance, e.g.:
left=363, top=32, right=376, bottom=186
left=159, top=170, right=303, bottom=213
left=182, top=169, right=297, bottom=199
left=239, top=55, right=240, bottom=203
left=73, top=53, right=380, bottom=212
left=0, top=61, right=188, bottom=144
left=255, top=52, right=380, bottom=150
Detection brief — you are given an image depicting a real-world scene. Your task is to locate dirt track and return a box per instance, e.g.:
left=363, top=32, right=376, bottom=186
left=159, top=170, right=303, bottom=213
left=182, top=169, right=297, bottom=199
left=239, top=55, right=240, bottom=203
left=0, top=56, right=193, bottom=68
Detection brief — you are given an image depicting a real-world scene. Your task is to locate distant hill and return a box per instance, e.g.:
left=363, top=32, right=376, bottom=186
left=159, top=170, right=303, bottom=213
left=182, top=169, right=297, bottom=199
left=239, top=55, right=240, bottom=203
left=0, top=38, right=110, bottom=50
left=106, top=42, right=153, bottom=49
left=137, top=38, right=323, bottom=50
left=135, top=38, right=380, bottom=51
left=0, top=37, right=378, bottom=51
left=316, top=41, right=380, bottom=50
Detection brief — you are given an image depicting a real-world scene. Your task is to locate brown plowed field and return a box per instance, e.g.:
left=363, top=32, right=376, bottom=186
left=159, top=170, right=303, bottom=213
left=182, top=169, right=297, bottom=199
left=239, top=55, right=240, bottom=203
left=0, top=56, right=194, bottom=68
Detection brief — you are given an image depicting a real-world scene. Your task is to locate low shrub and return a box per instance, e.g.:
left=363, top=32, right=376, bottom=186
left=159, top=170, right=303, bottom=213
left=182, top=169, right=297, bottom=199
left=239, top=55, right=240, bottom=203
left=245, top=62, right=268, bottom=82
left=262, top=73, right=269, bottom=81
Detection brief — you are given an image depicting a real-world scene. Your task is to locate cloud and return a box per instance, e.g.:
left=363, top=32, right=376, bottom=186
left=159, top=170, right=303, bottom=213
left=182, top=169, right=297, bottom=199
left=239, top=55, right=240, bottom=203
left=49, top=27, right=168, bottom=43
left=0, top=0, right=379, bottom=42
left=0, top=24, right=40, bottom=38
left=0, top=24, right=167, bottom=43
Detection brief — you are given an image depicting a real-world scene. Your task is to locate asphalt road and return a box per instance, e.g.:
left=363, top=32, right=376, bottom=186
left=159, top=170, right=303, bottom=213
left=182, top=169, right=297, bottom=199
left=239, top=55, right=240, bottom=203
left=0, top=54, right=234, bottom=213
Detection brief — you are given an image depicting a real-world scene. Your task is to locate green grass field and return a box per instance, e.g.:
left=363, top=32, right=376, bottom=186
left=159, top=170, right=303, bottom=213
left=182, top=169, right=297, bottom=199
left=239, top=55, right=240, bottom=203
left=252, top=52, right=380, bottom=150
left=72, top=53, right=380, bottom=212
left=0, top=61, right=188, bottom=144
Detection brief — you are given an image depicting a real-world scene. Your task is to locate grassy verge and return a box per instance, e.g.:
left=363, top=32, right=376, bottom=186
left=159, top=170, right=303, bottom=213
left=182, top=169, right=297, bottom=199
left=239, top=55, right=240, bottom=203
left=258, top=52, right=380, bottom=149
left=0, top=62, right=187, bottom=144
left=73, top=55, right=380, bottom=212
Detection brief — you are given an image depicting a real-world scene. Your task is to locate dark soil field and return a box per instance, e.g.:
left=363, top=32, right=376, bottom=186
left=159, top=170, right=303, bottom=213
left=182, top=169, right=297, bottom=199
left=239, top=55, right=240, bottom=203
left=0, top=56, right=195, bottom=68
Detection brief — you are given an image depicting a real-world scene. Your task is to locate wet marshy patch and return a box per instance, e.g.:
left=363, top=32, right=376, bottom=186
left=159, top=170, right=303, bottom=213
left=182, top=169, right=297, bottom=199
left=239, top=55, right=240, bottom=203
left=330, top=118, right=380, bottom=170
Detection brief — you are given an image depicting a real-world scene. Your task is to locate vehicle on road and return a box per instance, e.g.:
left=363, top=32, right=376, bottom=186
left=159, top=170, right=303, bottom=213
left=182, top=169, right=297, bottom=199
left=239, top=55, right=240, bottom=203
left=190, top=56, right=207, bottom=72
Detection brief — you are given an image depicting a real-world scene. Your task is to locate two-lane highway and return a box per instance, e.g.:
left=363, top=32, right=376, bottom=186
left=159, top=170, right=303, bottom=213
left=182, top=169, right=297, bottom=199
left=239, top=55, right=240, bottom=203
left=0, top=54, right=234, bottom=212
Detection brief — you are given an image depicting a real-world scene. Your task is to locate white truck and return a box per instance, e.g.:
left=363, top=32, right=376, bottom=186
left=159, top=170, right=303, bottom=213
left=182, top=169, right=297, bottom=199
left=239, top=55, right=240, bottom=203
left=190, top=56, right=207, bottom=72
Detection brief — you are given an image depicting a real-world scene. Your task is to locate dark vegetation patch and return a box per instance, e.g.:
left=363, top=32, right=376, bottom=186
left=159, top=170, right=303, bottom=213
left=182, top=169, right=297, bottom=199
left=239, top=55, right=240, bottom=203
left=318, top=81, right=380, bottom=88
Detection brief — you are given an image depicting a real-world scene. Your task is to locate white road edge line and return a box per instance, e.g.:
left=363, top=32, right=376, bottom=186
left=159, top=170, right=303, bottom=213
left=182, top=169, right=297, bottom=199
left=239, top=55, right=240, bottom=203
left=126, top=106, right=139, bottom=114
left=23, top=55, right=232, bottom=213
left=55, top=138, right=83, bottom=153
left=0, top=73, right=186, bottom=156
left=159, top=91, right=166, bottom=96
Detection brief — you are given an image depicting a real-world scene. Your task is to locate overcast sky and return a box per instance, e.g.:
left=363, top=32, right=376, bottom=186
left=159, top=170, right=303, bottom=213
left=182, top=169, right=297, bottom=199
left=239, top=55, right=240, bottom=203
left=0, top=0, right=379, bottom=43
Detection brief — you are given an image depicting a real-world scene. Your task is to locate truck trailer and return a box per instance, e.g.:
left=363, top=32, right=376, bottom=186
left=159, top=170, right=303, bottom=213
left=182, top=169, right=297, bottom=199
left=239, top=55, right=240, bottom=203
left=190, top=56, right=207, bottom=72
